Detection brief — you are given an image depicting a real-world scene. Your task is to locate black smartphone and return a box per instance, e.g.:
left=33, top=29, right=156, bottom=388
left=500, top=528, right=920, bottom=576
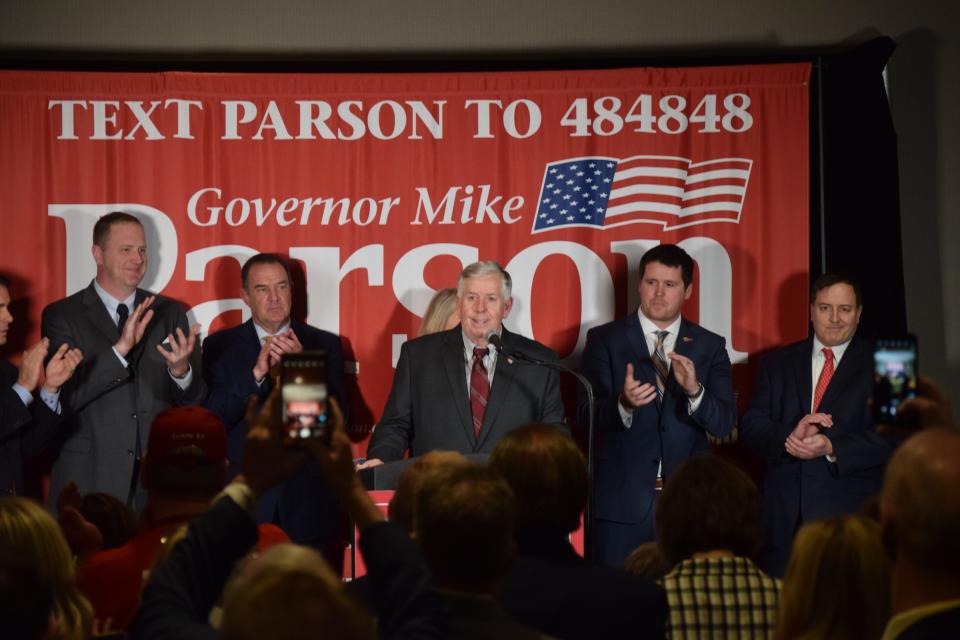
left=873, top=336, right=918, bottom=424
left=280, top=350, right=329, bottom=445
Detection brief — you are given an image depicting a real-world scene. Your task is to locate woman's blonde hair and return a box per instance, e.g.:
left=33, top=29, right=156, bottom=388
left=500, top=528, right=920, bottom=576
left=775, top=514, right=890, bottom=640
left=0, top=497, right=93, bottom=640
left=418, top=287, right=459, bottom=336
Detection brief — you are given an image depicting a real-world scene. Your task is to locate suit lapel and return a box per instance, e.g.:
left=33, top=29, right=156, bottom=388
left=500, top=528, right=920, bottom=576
left=795, top=339, right=815, bottom=413
left=82, top=284, right=123, bottom=344
left=440, top=329, right=475, bottom=446
left=477, top=328, right=519, bottom=451
left=819, top=337, right=869, bottom=413
left=126, top=289, right=155, bottom=370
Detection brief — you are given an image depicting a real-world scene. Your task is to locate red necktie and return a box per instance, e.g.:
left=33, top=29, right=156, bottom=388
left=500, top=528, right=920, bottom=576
left=813, top=348, right=834, bottom=412
left=470, top=347, right=490, bottom=439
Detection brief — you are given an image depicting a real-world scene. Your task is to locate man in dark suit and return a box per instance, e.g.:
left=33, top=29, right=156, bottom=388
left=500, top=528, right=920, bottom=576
left=492, top=424, right=667, bottom=640
left=41, top=212, right=205, bottom=509
left=740, top=273, right=889, bottom=576
left=362, top=260, right=564, bottom=467
left=203, top=253, right=348, bottom=551
left=579, top=244, right=736, bottom=567
left=1, top=274, right=83, bottom=496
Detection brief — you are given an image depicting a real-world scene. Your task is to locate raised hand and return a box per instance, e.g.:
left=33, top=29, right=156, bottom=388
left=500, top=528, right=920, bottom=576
left=620, top=362, right=658, bottom=411
left=238, top=388, right=307, bottom=497
left=43, top=342, right=83, bottom=392
left=158, top=323, right=200, bottom=378
left=667, top=352, right=701, bottom=396
left=115, top=296, right=155, bottom=357
left=16, top=337, right=49, bottom=392
left=252, top=337, right=277, bottom=382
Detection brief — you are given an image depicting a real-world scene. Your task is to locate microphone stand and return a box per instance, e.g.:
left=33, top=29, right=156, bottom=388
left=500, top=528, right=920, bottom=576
left=488, top=334, right=597, bottom=562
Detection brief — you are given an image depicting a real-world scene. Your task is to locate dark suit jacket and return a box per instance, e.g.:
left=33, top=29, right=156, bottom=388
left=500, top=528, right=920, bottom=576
left=579, top=314, right=736, bottom=524
left=202, top=318, right=348, bottom=546
left=41, top=282, right=205, bottom=508
left=499, top=538, right=667, bottom=639
left=740, top=336, right=890, bottom=575
left=1, top=359, right=60, bottom=495
left=366, top=326, right=565, bottom=462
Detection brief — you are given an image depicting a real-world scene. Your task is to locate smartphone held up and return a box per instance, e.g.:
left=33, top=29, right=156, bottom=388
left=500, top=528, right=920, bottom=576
left=280, top=350, right=330, bottom=446
left=873, top=336, right=918, bottom=424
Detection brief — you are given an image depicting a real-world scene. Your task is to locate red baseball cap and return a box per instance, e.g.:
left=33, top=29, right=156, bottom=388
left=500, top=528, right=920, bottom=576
left=146, top=406, right=227, bottom=469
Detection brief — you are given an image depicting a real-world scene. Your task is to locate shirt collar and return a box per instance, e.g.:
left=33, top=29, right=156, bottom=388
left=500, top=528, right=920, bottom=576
left=637, top=309, right=682, bottom=337
left=462, top=328, right=501, bottom=356
left=93, top=279, right=136, bottom=319
left=253, top=321, right=291, bottom=343
left=812, top=334, right=853, bottom=361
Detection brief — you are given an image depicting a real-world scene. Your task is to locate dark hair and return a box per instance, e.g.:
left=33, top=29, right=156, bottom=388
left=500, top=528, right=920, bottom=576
left=241, top=253, right=292, bottom=291
left=655, top=456, right=761, bottom=564
left=388, top=450, right=470, bottom=532
left=0, top=273, right=9, bottom=290
left=78, top=493, right=137, bottom=551
left=92, top=212, right=142, bottom=248
left=810, top=273, right=862, bottom=307
left=415, top=465, right=516, bottom=591
left=639, top=244, right=694, bottom=287
left=489, top=424, right=587, bottom=540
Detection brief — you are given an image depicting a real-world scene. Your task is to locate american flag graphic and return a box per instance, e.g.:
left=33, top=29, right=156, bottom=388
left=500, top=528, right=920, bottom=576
left=531, top=155, right=753, bottom=233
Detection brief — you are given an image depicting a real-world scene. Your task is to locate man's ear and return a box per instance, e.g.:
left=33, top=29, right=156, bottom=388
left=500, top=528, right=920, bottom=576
left=92, top=244, right=104, bottom=268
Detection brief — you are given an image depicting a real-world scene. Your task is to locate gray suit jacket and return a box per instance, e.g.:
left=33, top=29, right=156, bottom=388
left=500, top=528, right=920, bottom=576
left=366, top=326, right=565, bottom=462
left=41, top=282, right=205, bottom=507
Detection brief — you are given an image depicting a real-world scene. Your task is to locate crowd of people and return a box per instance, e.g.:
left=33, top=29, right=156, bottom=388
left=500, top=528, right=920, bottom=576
left=1, top=211, right=958, bottom=639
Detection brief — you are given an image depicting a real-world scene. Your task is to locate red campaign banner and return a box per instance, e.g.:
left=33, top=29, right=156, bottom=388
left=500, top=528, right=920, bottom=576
left=0, top=65, right=810, bottom=450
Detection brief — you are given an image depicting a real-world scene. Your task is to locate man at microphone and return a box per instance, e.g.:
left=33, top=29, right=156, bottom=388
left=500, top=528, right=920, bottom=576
left=361, top=261, right=565, bottom=468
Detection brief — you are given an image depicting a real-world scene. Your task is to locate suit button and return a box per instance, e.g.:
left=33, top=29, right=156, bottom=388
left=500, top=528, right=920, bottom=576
left=127, top=449, right=134, bottom=456
left=131, top=413, right=137, bottom=420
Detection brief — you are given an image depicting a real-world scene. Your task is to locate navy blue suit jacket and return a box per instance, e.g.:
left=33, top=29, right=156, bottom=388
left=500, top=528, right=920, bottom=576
left=202, top=319, right=348, bottom=547
left=579, top=313, right=736, bottom=525
left=1, top=359, right=61, bottom=495
left=740, top=336, right=891, bottom=575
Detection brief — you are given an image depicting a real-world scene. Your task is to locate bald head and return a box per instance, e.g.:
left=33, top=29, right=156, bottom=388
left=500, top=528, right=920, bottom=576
left=881, top=427, right=960, bottom=577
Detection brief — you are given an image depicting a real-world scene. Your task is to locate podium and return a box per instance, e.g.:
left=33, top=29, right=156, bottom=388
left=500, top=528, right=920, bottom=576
left=358, top=453, right=490, bottom=490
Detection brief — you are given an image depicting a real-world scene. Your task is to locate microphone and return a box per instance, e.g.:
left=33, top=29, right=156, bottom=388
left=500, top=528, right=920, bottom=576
left=486, top=331, right=504, bottom=353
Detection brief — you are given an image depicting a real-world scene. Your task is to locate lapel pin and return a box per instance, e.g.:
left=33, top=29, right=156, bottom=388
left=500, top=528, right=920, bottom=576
left=682, top=336, right=694, bottom=343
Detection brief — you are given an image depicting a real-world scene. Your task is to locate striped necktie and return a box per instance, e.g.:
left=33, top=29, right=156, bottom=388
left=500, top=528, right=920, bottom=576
left=470, top=347, right=490, bottom=439
left=652, top=330, right=670, bottom=404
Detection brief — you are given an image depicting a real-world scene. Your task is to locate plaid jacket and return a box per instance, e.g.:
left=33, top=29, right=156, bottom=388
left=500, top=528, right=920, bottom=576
left=660, top=556, right=781, bottom=639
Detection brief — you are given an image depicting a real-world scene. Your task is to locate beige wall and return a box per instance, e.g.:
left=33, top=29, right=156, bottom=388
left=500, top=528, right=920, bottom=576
left=2, top=0, right=958, bottom=417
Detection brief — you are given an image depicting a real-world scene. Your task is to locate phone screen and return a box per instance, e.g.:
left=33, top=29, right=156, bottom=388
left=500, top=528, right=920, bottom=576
left=280, top=350, right=329, bottom=445
left=873, top=337, right=918, bottom=423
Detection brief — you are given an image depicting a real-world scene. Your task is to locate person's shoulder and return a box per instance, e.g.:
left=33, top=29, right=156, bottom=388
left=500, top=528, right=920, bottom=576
left=405, top=327, right=458, bottom=351
left=680, top=318, right=727, bottom=343
left=586, top=315, right=633, bottom=340
left=43, top=286, right=87, bottom=315
left=503, top=327, right=558, bottom=361
left=295, top=321, right=342, bottom=347
left=144, top=290, right=187, bottom=316
left=203, top=320, right=250, bottom=349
